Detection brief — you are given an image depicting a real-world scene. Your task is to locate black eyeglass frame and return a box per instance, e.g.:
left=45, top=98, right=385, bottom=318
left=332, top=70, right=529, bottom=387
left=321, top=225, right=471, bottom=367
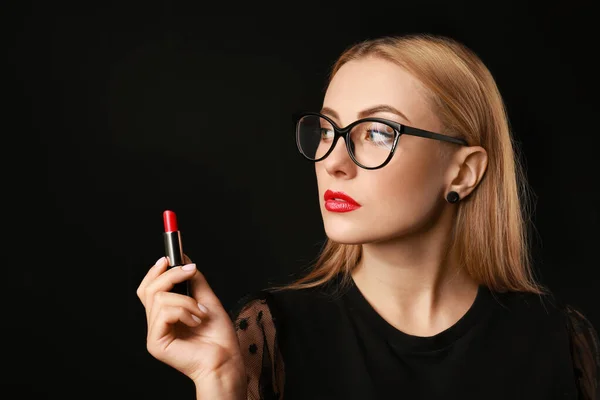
left=294, top=111, right=469, bottom=170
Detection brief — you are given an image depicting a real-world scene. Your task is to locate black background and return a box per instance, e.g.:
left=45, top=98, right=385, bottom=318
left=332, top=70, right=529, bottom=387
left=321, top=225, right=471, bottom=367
left=7, top=0, right=599, bottom=398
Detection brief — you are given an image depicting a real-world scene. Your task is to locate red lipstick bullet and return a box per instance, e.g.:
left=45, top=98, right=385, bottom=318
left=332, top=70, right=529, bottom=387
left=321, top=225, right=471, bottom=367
left=163, top=210, right=190, bottom=296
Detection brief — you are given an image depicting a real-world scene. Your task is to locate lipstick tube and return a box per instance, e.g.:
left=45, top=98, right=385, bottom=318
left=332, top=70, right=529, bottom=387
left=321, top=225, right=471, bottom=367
left=163, top=210, right=190, bottom=296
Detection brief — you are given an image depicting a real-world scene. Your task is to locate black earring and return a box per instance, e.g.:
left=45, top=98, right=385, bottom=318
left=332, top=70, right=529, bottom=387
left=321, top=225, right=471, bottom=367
left=446, top=191, right=460, bottom=204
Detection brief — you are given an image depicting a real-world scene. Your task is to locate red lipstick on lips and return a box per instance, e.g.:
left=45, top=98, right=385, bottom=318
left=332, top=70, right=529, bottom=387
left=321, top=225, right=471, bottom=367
left=324, top=189, right=361, bottom=213
left=163, top=210, right=190, bottom=296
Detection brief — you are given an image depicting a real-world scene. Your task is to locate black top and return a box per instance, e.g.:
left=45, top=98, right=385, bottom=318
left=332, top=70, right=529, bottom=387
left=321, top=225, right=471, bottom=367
left=229, top=276, right=600, bottom=400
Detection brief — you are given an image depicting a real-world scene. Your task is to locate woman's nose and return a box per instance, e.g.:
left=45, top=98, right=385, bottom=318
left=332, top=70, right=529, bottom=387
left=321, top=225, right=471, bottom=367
left=321, top=136, right=357, bottom=177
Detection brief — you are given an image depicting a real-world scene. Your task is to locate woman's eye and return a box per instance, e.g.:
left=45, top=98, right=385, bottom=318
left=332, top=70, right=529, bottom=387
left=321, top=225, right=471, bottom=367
left=320, top=128, right=334, bottom=139
left=367, top=130, right=394, bottom=142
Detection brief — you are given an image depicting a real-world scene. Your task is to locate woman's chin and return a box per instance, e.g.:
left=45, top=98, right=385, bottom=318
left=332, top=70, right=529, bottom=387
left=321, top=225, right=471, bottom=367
left=324, top=224, right=372, bottom=245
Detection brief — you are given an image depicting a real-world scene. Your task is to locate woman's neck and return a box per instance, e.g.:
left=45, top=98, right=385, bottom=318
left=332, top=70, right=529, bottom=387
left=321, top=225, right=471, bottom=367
left=350, top=229, right=479, bottom=337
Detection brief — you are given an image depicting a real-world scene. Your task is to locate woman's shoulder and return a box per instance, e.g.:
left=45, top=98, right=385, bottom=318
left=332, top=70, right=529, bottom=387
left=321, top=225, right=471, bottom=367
left=228, top=278, right=348, bottom=327
left=490, top=287, right=577, bottom=323
left=491, top=289, right=597, bottom=338
left=493, top=288, right=599, bottom=399
left=228, top=288, right=276, bottom=327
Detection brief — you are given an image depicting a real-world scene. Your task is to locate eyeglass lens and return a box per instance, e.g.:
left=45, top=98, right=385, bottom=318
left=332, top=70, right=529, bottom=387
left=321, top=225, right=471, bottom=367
left=297, top=115, right=395, bottom=168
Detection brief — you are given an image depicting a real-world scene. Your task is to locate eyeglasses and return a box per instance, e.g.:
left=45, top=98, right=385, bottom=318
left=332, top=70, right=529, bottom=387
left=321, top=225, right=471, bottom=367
left=294, top=112, right=468, bottom=170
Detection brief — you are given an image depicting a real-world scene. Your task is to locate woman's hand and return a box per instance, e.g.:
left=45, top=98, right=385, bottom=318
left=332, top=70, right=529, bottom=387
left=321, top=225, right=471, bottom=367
left=137, top=256, right=246, bottom=396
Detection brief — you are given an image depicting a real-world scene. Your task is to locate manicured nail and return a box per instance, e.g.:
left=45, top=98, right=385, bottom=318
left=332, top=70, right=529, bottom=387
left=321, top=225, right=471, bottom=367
left=191, top=315, right=202, bottom=324
left=181, top=263, right=196, bottom=271
left=155, top=256, right=165, bottom=265
left=198, top=303, right=208, bottom=313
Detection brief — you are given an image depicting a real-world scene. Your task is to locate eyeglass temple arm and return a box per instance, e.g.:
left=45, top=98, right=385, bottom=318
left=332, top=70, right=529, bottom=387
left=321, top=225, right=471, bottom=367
left=402, top=126, right=468, bottom=146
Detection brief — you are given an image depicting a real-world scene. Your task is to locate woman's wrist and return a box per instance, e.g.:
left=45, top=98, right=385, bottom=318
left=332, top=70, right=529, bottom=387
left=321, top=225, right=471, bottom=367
left=193, top=371, right=247, bottom=400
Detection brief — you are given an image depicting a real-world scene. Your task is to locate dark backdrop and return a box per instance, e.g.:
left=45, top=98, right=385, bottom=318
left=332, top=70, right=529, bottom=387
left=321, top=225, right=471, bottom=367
left=8, top=0, right=598, bottom=398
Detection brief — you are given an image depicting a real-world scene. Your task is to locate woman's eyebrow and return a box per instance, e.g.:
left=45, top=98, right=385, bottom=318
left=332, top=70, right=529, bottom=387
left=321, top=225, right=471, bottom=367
left=320, top=105, right=411, bottom=123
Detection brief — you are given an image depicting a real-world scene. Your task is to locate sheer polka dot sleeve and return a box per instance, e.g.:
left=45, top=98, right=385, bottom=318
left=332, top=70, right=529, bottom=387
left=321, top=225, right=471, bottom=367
left=229, top=292, right=284, bottom=400
left=565, top=305, right=600, bottom=400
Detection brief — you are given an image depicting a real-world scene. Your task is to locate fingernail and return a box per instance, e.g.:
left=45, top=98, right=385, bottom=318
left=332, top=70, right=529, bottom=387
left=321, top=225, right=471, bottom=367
left=198, top=303, right=208, bottom=313
left=155, top=256, right=165, bottom=265
left=191, top=315, right=202, bottom=324
left=181, top=263, right=196, bottom=271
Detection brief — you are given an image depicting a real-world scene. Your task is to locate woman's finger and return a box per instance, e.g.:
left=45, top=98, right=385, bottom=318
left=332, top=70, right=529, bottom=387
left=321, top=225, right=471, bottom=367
left=147, top=305, right=203, bottom=358
left=143, top=263, right=198, bottom=311
left=149, top=291, right=207, bottom=328
left=137, top=256, right=169, bottom=306
left=187, top=267, right=225, bottom=312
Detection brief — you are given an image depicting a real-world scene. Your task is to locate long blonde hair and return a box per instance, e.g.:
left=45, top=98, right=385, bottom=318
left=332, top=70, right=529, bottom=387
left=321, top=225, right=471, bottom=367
left=273, top=34, right=548, bottom=295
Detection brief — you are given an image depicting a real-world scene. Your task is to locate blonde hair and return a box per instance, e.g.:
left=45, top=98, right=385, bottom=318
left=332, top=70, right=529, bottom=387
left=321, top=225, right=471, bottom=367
left=273, top=33, right=548, bottom=295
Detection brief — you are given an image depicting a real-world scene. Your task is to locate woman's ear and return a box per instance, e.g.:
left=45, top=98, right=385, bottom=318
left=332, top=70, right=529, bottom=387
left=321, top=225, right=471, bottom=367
left=447, top=146, right=488, bottom=200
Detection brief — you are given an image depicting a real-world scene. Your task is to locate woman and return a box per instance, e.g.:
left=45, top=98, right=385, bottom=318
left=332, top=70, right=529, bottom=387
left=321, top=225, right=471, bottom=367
left=136, top=34, right=599, bottom=399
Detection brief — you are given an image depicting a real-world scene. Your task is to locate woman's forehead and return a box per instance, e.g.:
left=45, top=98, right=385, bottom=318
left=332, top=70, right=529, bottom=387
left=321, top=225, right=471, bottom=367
left=323, top=58, right=432, bottom=126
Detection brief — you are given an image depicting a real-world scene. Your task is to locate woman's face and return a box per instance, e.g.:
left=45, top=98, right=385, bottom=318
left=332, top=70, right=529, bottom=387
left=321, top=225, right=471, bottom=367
left=316, top=57, right=453, bottom=244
